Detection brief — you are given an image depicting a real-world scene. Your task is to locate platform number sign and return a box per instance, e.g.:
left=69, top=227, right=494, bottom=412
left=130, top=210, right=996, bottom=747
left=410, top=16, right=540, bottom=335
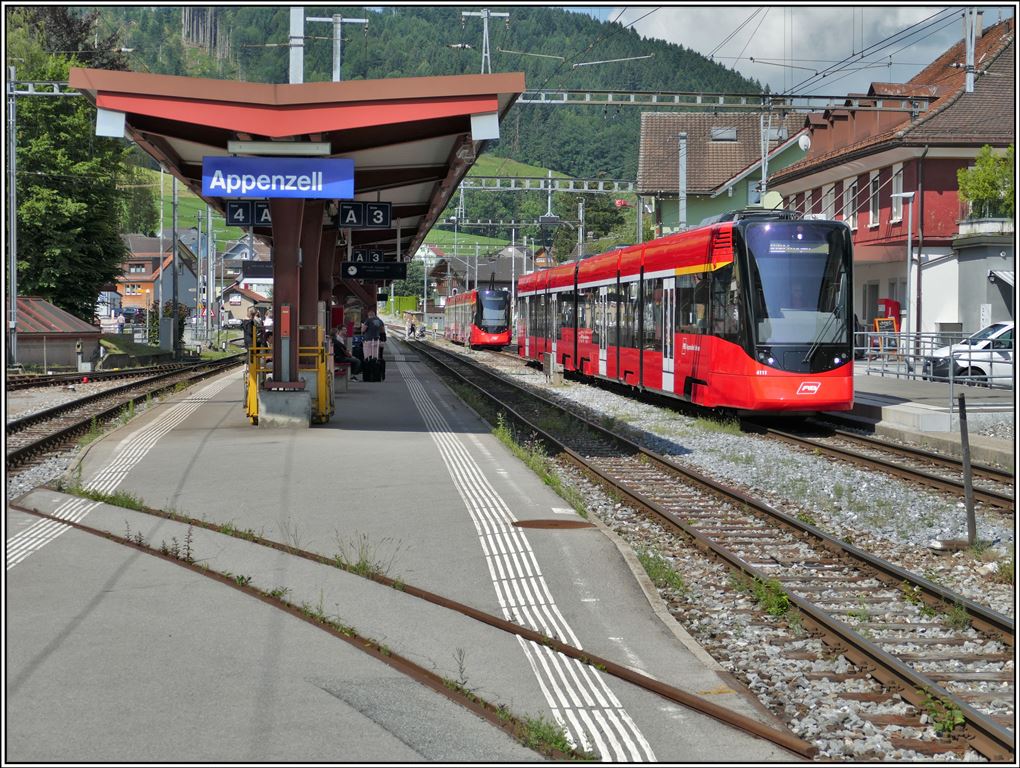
left=352, top=249, right=384, bottom=263
left=254, top=202, right=272, bottom=225
left=227, top=201, right=253, bottom=227
left=365, top=203, right=391, bottom=228
left=337, top=202, right=392, bottom=229
left=227, top=201, right=271, bottom=227
left=339, top=203, right=364, bottom=228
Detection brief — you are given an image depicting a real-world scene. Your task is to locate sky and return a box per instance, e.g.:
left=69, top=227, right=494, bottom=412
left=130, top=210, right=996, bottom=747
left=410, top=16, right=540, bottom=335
left=564, top=4, right=1015, bottom=95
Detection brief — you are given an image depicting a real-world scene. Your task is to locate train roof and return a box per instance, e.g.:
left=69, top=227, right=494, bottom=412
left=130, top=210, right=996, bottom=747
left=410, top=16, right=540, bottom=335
left=577, top=248, right=620, bottom=285
left=547, top=261, right=578, bottom=289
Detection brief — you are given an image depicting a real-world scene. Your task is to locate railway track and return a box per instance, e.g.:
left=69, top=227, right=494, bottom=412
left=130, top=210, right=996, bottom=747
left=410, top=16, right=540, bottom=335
left=756, top=423, right=1015, bottom=512
left=7, top=363, right=195, bottom=391
left=7, top=356, right=243, bottom=470
left=414, top=339, right=1015, bottom=762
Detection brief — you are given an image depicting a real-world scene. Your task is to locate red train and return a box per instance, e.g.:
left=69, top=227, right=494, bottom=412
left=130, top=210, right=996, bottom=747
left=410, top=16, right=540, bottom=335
left=444, top=288, right=512, bottom=348
left=516, top=210, right=855, bottom=413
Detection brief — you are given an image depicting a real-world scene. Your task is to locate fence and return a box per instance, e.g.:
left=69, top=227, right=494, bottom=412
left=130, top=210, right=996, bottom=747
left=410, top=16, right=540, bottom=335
left=855, top=329, right=1014, bottom=413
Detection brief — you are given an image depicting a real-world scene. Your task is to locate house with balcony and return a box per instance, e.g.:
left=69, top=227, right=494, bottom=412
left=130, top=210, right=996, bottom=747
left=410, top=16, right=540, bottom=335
left=637, top=111, right=808, bottom=235
left=768, top=17, right=1014, bottom=335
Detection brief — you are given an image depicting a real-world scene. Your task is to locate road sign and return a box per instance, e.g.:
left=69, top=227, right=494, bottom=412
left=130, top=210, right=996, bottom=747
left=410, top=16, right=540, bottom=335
left=226, top=201, right=253, bottom=226
left=341, top=261, right=407, bottom=280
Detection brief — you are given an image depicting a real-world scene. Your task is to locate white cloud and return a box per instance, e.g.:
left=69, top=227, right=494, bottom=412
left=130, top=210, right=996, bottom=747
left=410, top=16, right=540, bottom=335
left=608, top=5, right=1013, bottom=95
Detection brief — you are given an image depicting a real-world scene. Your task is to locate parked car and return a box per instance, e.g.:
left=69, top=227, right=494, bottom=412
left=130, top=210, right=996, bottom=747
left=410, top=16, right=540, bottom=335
left=223, top=313, right=243, bottom=329
left=922, top=321, right=1014, bottom=386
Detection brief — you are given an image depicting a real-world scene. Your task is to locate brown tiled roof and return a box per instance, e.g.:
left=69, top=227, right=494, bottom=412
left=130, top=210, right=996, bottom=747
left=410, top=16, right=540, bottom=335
left=637, top=112, right=804, bottom=194
left=771, top=18, right=1015, bottom=184
left=17, top=297, right=100, bottom=335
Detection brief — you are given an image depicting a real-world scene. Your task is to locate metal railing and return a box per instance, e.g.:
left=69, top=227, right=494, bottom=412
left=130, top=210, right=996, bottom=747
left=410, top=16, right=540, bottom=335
left=854, top=329, right=1014, bottom=413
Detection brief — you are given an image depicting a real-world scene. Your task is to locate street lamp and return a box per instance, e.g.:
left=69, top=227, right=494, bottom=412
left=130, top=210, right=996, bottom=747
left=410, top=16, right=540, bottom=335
left=891, top=191, right=916, bottom=355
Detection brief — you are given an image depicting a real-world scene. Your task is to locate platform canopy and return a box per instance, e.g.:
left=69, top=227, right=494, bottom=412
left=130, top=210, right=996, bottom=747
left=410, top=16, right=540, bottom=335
left=69, top=68, right=525, bottom=261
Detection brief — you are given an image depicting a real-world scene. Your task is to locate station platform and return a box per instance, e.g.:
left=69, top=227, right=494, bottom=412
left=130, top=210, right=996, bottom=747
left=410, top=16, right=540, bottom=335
left=841, top=367, right=1014, bottom=468
left=6, top=339, right=806, bottom=763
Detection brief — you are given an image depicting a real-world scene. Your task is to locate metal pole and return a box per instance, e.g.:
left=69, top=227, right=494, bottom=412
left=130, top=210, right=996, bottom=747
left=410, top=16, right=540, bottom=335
left=7, top=66, right=18, bottom=364
left=474, top=243, right=479, bottom=290
left=171, top=176, right=179, bottom=358
left=511, top=226, right=516, bottom=330
left=637, top=194, right=643, bottom=243
left=958, top=393, right=977, bottom=545
left=158, top=168, right=164, bottom=314
left=333, top=14, right=342, bottom=82
left=289, top=7, right=304, bottom=84
left=678, top=132, right=688, bottom=231
left=904, top=194, right=913, bottom=357
left=206, top=205, right=213, bottom=340
left=577, top=199, right=584, bottom=261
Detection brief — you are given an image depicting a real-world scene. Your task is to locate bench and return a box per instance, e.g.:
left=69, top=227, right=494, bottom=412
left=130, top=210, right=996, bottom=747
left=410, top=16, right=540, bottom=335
left=334, top=361, right=351, bottom=392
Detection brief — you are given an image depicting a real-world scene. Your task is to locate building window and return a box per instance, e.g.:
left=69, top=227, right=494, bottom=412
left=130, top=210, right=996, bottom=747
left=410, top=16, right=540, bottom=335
left=822, top=183, right=835, bottom=218
left=129, top=264, right=146, bottom=274
left=805, top=189, right=813, bottom=215
left=844, top=179, right=858, bottom=229
left=890, top=163, right=903, bottom=222
left=868, top=171, right=880, bottom=227
left=747, top=181, right=762, bottom=206
left=710, top=127, right=737, bottom=141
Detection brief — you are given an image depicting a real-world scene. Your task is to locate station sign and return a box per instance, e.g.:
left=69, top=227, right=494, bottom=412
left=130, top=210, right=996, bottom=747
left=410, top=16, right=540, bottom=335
left=202, top=157, right=354, bottom=199
left=338, top=202, right=392, bottom=229
left=341, top=261, right=407, bottom=280
left=226, top=201, right=273, bottom=227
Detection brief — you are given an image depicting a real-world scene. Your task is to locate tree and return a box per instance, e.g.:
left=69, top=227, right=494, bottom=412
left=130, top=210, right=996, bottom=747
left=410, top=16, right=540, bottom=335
left=390, top=258, right=426, bottom=298
left=10, top=9, right=132, bottom=321
left=958, top=145, right=1014, bottom=219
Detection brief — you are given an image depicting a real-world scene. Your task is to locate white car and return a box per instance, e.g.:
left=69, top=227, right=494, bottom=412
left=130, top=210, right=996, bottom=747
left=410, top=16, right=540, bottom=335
left=223, top=314, right=243, bottom=329
left=922, top=321, right=1014, bottom=387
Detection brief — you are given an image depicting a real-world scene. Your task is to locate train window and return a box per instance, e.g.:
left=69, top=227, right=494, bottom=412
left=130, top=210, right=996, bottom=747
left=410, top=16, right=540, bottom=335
left=558, top=291, right=575, bottom=334
left=618, top=281, right=639, bottom=348
left=710, top=265, right=741, bottom=342
left=643, top=278, right=663, bottom=351
left=692, top=274, right=709, bottom=334
left=745, top=221, right=850, bottom=345
left=607, top=289, right=621, bottom=347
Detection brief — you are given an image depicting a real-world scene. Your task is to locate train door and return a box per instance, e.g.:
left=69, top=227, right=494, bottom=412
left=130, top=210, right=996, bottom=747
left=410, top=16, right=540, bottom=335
left=550, top=292, right=558, bottom=361
left=598, top=286, right=608, bottom=376
left=523, top=296, right=530, bottom=357
left=662, top=277, right=676, bottom=392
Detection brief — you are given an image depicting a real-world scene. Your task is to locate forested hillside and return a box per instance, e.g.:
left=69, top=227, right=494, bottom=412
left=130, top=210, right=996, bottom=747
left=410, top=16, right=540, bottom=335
left=99, top=6, right=762, bottom=179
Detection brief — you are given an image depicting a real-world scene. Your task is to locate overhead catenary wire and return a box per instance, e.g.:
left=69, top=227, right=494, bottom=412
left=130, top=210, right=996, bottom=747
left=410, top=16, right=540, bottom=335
left=783, top=7, right=959, bottom=95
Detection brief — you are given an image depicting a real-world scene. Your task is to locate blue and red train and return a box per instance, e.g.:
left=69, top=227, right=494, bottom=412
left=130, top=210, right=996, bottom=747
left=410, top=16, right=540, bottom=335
left=516, top=211, right=855, bottom=413
left=444, top=288, right=512, bottom=348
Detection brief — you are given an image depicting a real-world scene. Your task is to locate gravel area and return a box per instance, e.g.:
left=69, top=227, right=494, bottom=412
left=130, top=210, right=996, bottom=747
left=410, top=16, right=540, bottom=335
left=450, top=346, right=1015, bottom=618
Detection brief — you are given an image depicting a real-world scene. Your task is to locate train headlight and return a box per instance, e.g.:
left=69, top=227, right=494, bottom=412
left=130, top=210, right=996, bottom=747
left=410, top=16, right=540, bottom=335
left=834, top=356, right=842, bottom=365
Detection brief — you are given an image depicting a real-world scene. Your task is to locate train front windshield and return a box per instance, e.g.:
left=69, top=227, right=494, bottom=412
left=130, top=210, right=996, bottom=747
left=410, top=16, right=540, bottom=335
left=742, top=220, right=852, bottom=369
left=476, top=290, right=509, bottom=332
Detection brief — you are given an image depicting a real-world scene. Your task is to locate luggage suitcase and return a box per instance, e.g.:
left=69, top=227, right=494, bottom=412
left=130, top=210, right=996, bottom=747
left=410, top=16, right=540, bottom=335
left=363, top=358, right=378, bottom=382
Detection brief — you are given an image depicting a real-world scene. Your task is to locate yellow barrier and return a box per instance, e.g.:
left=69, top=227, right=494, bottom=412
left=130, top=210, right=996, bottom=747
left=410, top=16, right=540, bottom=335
left=244, top=326, right=333, bottom=425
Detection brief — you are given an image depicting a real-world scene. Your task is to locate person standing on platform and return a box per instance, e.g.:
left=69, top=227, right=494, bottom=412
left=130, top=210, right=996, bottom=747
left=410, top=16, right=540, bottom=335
left=117, top=312, right=125, bottom=334
left=362, top=309, right=384, bottom=361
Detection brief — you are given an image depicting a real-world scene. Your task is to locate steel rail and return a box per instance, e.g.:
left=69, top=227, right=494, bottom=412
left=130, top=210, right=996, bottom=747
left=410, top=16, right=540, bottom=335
left=6, top=363, right=190, bottom=391
left=821, top=423, right=1015, bottom=482
left=766, top=428, right=1014, bottom=510
left=415, top=341, right=1015, bottom=762
left=7, top=504, right=583, bottom=762
left=13, top=496, right=814, bottom=760
left=6, top=357, right=242, bottom=468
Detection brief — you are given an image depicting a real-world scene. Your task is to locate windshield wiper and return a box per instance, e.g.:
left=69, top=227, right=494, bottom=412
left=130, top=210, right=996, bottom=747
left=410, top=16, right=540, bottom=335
left=802, top=311, right=842, bottom=364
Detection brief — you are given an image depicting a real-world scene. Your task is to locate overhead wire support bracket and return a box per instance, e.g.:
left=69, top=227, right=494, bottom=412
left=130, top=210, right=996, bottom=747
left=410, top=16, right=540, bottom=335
left=517, top=89, right=934, bottom=114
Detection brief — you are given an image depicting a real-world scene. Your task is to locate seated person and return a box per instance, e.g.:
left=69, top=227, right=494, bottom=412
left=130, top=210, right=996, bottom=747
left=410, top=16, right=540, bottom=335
left=333, top=326, right=362, bottom=379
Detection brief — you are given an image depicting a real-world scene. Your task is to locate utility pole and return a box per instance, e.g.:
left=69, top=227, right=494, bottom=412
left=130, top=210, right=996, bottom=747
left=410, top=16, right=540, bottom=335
left=461, top=9, right=509, bottom=74
left=7, top=66, right=18, bottom=364
left=308, top=13, right=368, bottom=81
left=577, top=199, right=584, bottom=261
left=963, top=8, right=981, bottom=93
